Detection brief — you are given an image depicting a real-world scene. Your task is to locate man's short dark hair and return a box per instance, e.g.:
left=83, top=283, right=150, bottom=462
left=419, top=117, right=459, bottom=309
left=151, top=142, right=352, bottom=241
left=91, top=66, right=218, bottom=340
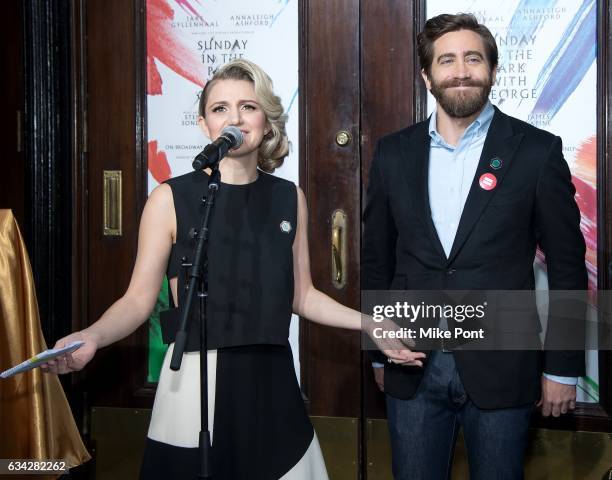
left=417, top=13, right=498, bottom=76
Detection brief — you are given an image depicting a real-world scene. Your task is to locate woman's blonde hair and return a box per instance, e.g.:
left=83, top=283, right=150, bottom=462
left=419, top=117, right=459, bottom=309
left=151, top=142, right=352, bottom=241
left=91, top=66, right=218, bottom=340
left=198, top=59, right=289, bottom=172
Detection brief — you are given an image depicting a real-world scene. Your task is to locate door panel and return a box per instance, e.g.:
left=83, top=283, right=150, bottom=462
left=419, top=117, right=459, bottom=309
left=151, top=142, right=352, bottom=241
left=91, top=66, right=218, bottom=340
left=80, top=0, right=151, bottom=408
left=300, top=0, right=362, bottom=418
left=360, top=0, right=420, bottom=420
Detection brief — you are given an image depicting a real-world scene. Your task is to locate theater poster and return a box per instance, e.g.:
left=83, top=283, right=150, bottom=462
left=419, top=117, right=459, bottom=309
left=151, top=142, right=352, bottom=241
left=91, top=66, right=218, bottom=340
left=145, top=0, right=299, bottom=382
left=426, top=0, right=598, bottom=402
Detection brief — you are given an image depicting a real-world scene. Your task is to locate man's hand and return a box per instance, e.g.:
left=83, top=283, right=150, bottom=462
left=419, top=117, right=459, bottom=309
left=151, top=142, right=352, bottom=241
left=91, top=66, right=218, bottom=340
left=373, top=366, right=384, bottom=392
left=537, top=376, right=577, bottom=417
left=364, top=317, right=426, bottom=366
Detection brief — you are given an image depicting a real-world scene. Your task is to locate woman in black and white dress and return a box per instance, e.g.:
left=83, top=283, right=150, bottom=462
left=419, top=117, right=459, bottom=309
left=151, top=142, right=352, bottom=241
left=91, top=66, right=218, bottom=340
left=43, top=59, right=423, bottom=479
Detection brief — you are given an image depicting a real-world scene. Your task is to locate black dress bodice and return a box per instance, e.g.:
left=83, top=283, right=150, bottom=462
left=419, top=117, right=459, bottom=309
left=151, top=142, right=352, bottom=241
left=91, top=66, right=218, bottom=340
left=160, top=170, right=297, bottom=351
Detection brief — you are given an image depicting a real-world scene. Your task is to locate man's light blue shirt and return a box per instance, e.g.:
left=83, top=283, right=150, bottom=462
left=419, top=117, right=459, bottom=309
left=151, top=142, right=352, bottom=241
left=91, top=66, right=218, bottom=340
left=428, top=102, right=494, bottom=257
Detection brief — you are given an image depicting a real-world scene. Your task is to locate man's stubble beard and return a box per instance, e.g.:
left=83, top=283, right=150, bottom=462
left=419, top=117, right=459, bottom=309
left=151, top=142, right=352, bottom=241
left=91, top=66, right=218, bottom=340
left=429, top=74, right=493, bottom=118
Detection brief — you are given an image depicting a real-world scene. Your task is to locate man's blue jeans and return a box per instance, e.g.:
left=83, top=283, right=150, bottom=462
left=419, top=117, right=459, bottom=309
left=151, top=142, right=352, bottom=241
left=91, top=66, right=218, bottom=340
left=385, top=351, right=533, bottom=480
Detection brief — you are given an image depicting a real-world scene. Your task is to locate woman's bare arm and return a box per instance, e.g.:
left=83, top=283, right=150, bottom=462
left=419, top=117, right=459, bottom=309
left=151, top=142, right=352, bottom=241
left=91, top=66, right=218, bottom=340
left=43, top=183, right=176, bottom=373
left=291, top=187, right=424, bottom=366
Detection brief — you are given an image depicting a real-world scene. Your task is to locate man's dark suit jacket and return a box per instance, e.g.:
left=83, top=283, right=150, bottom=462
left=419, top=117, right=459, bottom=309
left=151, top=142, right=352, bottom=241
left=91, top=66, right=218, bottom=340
left=361, top=106, right=587, bottom=410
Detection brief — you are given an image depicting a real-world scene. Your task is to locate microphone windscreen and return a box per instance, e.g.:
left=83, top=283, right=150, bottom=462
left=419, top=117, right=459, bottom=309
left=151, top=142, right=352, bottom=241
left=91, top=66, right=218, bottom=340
left=222, top=126, right=243, bottom=148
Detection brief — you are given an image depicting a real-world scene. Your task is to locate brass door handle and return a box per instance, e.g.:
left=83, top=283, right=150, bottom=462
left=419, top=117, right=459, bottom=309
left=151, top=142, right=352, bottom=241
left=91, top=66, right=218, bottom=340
left=331, top=210, right=347, bottom=289
left=332, top=231, right=342, bottom=282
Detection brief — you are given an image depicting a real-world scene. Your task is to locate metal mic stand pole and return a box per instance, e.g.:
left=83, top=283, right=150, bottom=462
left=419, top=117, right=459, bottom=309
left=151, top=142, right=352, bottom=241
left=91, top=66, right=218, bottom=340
left=170, top=167, right=221, bottom=479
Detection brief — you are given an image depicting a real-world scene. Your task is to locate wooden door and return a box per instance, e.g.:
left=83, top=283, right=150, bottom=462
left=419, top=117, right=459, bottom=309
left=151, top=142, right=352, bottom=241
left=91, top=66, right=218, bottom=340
left=300, top=0, right=420, bottom=416
left=71, top=0, right=151, bottom=409
left=299, top=0, right=361, bottom=419
left=299, top=0, right=421, bottom=476
left=359, top=0, right=423, bottom=422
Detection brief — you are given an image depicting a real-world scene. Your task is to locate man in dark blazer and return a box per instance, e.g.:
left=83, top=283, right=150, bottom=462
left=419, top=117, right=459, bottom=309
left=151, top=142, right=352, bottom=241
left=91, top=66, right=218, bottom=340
left=361, top=13, right=587, bottom=480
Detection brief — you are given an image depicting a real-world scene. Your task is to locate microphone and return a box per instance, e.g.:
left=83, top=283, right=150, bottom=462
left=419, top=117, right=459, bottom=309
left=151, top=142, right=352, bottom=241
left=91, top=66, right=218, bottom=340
left=192, top=126, right=244, bottom=171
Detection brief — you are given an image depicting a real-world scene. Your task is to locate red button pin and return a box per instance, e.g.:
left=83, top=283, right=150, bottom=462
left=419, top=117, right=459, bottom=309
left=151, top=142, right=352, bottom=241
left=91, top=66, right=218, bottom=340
left=479, top=173, right=497, bottom=191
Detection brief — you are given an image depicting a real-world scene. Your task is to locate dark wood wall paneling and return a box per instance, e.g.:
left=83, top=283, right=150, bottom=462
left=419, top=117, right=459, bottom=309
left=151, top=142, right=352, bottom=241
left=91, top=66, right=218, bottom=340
left=82, top=0, right=151, bottom=408
left=300, top=0, right=362, bottom=418
left=360, top=0, right=423, bottom=420
left=0, top=1, right=25, bottom=228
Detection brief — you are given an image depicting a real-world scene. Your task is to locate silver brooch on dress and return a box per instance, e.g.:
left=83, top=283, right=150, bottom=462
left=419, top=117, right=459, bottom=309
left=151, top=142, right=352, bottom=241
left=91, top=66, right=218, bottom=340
left=280, top=220, right=292, bottom=233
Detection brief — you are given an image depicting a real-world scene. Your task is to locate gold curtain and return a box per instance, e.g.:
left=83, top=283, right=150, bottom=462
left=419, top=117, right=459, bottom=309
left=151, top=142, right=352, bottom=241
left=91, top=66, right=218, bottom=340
left=0, top=210, right=91, bottom=477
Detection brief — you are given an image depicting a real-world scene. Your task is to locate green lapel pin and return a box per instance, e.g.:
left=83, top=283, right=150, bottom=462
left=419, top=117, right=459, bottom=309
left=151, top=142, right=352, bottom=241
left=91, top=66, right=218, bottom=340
left=489, top=157, right=502, bottom=170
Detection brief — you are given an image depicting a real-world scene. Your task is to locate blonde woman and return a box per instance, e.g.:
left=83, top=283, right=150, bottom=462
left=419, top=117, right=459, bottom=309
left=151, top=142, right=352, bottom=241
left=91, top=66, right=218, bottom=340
left=44, top=59, right=422, bottom=479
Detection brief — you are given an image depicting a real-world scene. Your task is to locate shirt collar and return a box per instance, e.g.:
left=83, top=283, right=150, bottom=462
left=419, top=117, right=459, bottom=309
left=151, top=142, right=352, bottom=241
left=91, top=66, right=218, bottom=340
left=428, top=101, right=495, bottom=146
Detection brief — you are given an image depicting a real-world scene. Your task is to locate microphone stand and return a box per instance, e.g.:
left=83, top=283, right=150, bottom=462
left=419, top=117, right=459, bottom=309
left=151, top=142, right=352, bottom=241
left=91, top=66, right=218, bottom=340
left=170, top=167, right=221, bottom=479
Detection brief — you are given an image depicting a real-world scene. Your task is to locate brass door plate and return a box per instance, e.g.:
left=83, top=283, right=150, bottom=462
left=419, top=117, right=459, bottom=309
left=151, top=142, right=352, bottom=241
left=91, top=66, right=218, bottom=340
left=103, top=170, right=122, bottom=236
left=311, top=416, right=358, bottom=480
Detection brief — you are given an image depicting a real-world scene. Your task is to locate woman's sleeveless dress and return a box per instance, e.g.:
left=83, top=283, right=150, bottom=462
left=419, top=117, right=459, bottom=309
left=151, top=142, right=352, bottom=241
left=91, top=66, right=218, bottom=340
left=139, top=171, right=328, bottom=479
